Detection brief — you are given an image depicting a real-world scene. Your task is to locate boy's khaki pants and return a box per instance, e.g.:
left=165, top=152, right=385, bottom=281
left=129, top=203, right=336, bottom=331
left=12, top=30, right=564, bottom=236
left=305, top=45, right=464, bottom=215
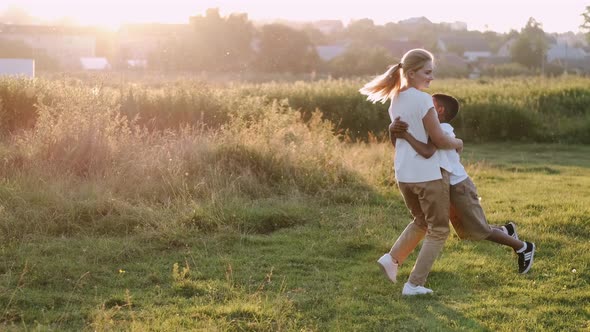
left=390, top=170, right=450, bottom=286
left=449, top=177, right=493, bottom=240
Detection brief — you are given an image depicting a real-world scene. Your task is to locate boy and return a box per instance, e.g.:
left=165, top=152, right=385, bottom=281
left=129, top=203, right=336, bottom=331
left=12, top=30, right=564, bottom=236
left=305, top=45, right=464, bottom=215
left=389, top=93, right=535, bottom=274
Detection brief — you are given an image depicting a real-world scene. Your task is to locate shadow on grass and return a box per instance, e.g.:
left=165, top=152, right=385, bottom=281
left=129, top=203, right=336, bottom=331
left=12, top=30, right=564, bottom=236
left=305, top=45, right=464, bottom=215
left=330, top=263, right=491, bottom=331
left=394, top=299, right=491, bottom=331
left=395, top=271, right=490, bottom=331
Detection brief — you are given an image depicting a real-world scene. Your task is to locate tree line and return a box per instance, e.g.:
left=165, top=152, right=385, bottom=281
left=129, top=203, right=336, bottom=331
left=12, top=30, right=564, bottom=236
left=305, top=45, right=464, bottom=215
left=145, top=9, right=584, bottom=76
left=2, top=7, right=590, bottom=76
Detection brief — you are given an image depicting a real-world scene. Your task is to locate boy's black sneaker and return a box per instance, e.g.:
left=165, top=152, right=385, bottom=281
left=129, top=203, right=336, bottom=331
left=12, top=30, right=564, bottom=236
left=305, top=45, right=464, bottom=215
left=517, top=242, right=535, bottom=274
left=503, top=222, right=519, bottom=240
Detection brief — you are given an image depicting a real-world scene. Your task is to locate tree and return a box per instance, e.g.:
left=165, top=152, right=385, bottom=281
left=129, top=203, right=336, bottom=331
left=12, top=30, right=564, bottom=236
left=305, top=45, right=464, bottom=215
left=301, top=24, right=327, bottom=45
left=346, top=19, right=380, bottom=44
left=510, top=18, right=549, bottom=69
left=482, top=31, right=504, bottom=53
left=581, top=6, right=590, bottom=44
left=345, top=19, right=398, bottom=45
left=148, top=38, right=190, bottom=71
left=189, top=8, right=255, bottom=71
left=255, top=24, right=319, bottom=73
left=327, top=45, right=396, bottom=77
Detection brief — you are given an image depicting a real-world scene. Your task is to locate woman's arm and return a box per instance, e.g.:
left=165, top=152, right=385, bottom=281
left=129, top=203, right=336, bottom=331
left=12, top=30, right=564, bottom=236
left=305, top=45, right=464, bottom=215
left=390, top=117, right=436, bottom=158
left=422, top=108, right=462, bottom=150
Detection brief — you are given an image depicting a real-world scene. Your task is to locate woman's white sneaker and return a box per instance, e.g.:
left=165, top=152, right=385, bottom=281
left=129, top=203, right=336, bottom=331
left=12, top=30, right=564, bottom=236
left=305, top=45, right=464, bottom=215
left=377, top=253, right=398, bottom=283
left=402, top=282, right=433, bottom=296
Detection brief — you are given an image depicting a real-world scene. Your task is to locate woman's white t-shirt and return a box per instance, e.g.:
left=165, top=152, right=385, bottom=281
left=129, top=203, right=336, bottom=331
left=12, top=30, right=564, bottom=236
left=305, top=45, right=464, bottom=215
left=388, top=88, right=451, bottom=183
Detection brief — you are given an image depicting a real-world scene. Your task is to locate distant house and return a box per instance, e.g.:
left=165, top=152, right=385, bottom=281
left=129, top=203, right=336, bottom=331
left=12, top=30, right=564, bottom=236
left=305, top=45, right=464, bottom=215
left=435, top=53, right=471, bottom=77
left=552, top=32, right=588, bottom=49
left=0, top=24, right=96, bottom=69
left=480, top=56, right=512, bottom=68
left=438, top=36, right=492, bottom=62
left=0, top=58, right=35, bottom=77
left=80, top=57, right=110, bottom=70
left=437, top=53, right=469, bottom=70
left=118, top=23, right=192, bottom=62
left=546, top=42, right=588, bottom=63
left=382, top=39, right=423, bottom=57
left=398, top=17, right=432, bottom=26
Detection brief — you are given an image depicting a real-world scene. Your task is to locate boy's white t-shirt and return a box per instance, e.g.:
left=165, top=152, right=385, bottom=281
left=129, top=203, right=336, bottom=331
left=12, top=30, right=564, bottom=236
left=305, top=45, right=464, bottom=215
left=389, top=88, right=452, bottom=183
left=438, top=123, right=468, bottom=185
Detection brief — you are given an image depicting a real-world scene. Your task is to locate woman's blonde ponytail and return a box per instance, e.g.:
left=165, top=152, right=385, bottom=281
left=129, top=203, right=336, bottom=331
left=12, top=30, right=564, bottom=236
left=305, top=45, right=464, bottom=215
left=359, top=63, right=403, bottom=104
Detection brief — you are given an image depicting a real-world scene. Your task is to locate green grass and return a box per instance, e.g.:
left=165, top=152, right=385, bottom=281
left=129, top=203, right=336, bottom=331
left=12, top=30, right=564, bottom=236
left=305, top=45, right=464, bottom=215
left=1, top=143, right=589, bottom=331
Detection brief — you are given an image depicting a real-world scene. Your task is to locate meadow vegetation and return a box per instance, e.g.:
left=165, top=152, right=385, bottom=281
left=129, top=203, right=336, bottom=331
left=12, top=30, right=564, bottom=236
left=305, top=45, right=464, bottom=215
left=0, top=75, right=588, bottom=330
left=3, top=75, right=590, bottom=142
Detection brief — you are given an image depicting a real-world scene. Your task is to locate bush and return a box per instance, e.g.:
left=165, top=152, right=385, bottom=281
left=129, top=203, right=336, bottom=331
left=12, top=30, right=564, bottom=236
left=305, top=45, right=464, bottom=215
left=119, top=82, right=231, bottom=131
left=0, top=78, right=41, bottom=135
left=2, top=75, right=590, bottom=143
left=454, top=102, right=540, bottom=142
left=537, top=87, right=590, bottom=117
left=239, top=79, right=390, bottom=140
left=482, top=63, right=534, bottom=77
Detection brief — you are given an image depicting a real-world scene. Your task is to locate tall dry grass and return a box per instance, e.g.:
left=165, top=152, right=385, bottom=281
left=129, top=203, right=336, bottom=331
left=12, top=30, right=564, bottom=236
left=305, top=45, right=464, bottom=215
left=0, top=81, right=370, bottom=240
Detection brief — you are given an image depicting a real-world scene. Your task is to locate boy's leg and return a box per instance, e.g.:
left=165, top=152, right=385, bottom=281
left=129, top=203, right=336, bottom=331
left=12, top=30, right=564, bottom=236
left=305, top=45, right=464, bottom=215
left=407, top=170, right=451, bottom=286
left=486, top=228, right=524, bottom=251
left=449, top=202, right=467, bottom=239
left=495, top=222, right=519, bottom=240
left=451, top=178, right=525, bottom=251
left=449, top=178, right=493, bottom=241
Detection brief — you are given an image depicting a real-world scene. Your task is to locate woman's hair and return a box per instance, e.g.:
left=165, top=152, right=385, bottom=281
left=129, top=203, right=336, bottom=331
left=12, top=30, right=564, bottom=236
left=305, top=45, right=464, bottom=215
left=359, top=48, right=434, bottom=104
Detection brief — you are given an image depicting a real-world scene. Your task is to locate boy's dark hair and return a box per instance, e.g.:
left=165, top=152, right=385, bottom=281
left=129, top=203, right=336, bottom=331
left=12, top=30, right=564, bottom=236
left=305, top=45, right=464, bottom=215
left=432, top=93, right=459, bottom=122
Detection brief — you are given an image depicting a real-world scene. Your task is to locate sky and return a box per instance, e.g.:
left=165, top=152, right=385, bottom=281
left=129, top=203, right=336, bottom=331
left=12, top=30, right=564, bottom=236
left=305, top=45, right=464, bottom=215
left=1, top=0, right=587, bottom=34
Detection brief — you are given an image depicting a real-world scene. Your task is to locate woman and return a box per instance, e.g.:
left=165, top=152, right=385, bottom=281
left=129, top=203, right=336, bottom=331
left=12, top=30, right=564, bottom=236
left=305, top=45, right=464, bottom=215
left=360, top=49, right=463, bottom=295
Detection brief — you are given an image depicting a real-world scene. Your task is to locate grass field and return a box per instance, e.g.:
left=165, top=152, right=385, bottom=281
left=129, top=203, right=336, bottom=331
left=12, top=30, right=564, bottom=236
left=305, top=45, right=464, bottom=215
left=1, top=142, right=589, bottom=331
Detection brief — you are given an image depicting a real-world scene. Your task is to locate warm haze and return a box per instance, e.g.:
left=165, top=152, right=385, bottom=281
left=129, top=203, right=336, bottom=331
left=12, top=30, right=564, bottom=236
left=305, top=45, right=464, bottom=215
left=2, top=0, right=587, bottom=33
